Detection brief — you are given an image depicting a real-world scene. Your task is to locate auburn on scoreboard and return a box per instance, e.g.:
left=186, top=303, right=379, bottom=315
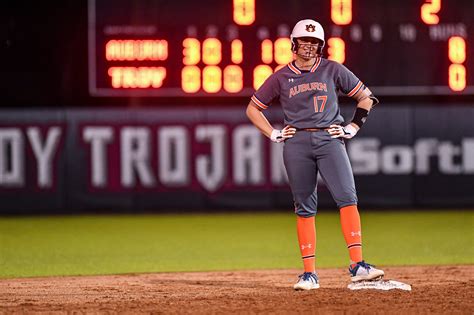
left=88, top=0, right=473, bottom=97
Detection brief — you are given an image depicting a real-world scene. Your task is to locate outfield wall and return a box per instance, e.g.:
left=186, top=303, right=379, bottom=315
left=0, top=105, right=473, bottom=213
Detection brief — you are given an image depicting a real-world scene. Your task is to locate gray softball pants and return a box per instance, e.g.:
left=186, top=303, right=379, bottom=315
left=283, top=130, right=358, bottom=217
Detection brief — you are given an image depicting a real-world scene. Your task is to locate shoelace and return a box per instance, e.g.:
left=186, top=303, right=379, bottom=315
left=349, top=260, right=376, bottom=274
left=357, top=260, right=375, bottom=271
left=299, top=272, right=317, bottom=281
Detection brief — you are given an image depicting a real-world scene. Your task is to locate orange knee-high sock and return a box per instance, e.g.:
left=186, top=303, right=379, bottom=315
left=340, top=205, right=363, bottom=266
left=296, top=216, right=316, bottom=273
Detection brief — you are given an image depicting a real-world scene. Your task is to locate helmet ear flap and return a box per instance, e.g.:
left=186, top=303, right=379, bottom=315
left=316, top=44, right=324, bottom=55
left=291, top=38, right=298, bottom=53
left=315, top=39, right=325, bottom=55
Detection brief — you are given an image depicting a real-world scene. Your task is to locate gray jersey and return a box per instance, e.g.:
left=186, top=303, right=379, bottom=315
left=251, top=58, right=363, bottom=129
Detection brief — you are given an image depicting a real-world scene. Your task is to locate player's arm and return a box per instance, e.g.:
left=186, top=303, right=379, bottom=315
left=328, top=86, right=378, bottom=139
left=329, top=63, right=380, bottom=139
left=246, top=101, right=295, bottom=142
left=246, top=73, right=295, bottom=142
left=346, top=85, right=379, bottom=131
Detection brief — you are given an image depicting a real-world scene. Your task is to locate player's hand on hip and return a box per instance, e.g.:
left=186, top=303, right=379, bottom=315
left=270, top=125, right=296, bottom=143
left=328, top=124, right=358, bottom=139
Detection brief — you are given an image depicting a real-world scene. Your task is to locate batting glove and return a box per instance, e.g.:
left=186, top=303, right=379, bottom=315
left=327, top=124, right=358, bottom=139
left=270, top=125, right=296, bottom=143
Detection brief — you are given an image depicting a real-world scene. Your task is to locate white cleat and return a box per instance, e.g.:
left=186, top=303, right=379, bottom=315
left=349, top=261, right=385, bottom=282
left=293, top=272, right=320, bottom=290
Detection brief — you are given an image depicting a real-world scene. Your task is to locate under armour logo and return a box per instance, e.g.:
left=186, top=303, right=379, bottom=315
left=301, top=244, right=312, bottom=250
left=288, top=78, right=294, bottom=82
left=351, top=231, right=362, bottom=237
left=306, top=24, right=316, bottom=32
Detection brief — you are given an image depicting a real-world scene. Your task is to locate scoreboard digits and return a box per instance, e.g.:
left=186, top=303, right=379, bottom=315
left=327, top=38, right=345, bottom=64
left=231, top=40, right=243, bottom=64
left=448, top=36, right=466, bottom=91
left=421, top=0, right=441, bottom=25
left=233, top=0, right=255, bottom=26
left=90, top=0, right=472, bottom=97
left=331, top=0, right=352, bottom=26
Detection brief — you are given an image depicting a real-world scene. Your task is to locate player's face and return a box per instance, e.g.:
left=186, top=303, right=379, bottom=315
left=296, top=37, right=319, bottom=60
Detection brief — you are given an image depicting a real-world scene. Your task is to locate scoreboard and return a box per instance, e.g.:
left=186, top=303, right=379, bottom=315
left=88, top=0, right=473, bottom=97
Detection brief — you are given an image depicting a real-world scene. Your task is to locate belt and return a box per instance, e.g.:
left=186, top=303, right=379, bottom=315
left=297, top=127, right=330, bottom=132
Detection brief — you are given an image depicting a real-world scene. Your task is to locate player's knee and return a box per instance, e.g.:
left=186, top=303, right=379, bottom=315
left=336, top=198, right=358, bottom=209
left=333, top=189, right=357, bottom=209
left=293, top=192, right=317, bottom=217
left=295, top=206, right=316, bottom=217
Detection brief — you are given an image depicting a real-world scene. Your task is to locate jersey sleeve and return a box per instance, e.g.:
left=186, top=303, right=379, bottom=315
left=251, top=74, right=280, bottom=110
left=336, top=63, right=363, bottom=97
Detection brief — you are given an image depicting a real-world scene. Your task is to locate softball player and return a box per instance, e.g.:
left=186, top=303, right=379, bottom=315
left=246, top=19, right=384, bottom=290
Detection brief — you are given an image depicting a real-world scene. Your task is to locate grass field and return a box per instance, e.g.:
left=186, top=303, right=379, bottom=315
left=0, top=210, right=472, bottom=278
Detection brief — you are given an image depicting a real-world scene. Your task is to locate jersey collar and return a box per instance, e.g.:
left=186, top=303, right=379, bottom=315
left=288, top=57, right=321, bottom=75
left=310, top=57, right=322, bottom=72
left=288, top=61, right=301, bottom=74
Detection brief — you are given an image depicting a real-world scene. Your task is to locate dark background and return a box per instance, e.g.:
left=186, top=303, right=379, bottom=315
left=1, top=0, right=473, bottom=108
left=1, top=105, right=473, bottom=214
left=0, top=1, right=473, bottom=213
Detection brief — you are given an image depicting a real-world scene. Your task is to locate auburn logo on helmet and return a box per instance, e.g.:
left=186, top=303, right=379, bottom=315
left=306, top=24, right=316, bottom=32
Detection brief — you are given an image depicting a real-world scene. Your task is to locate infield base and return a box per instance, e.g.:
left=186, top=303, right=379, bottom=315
left=348, top=279, right=412, bottom=291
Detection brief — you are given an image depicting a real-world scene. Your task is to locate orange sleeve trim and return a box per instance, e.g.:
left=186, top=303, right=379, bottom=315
left=347, top=81, right=363, bottom=97
left=251, top=95, right=269, bottom=109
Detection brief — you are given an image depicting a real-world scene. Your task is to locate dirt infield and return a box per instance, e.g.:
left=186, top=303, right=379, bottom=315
left=1, top=265, right=472, bottom=314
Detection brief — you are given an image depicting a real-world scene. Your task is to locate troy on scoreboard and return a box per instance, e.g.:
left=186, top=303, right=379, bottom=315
left=88, top=0, right=473, bottom=97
